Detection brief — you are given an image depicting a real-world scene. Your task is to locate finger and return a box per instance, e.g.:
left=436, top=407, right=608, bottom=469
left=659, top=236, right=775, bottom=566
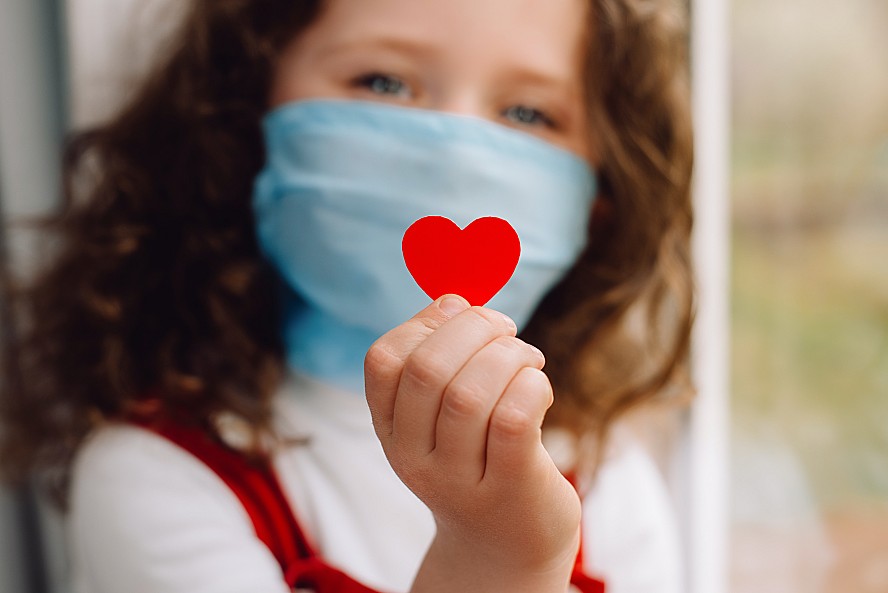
left=433, top=336, right=545, bottom=484
left=391, top=306, right=518, bottom=458
left=364, top=294, right=471, bottom=441
left=483, top=367, right=554, bottom=483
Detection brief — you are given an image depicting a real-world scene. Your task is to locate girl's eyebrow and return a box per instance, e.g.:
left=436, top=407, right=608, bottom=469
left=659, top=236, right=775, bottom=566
left=316, top=35, right=438, bottom=61
left=313, top=34, right=578, bottom=99
left=500, top=67, right=576, bottom=95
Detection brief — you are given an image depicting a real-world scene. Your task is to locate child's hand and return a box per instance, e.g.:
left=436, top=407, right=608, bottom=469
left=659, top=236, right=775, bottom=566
left=364, top=294, right=581, bottom=592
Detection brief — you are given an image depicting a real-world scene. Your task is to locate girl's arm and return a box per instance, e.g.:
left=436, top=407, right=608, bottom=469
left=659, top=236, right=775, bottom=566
left=364, top=295, right=581, bottom=593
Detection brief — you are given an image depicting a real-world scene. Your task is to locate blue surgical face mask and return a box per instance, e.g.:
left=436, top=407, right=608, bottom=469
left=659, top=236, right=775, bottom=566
left=253, top=99, right=596, bottom=394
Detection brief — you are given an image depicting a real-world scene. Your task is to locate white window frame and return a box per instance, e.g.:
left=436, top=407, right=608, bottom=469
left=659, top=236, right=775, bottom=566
left=681, top=1, right=732, bottom=593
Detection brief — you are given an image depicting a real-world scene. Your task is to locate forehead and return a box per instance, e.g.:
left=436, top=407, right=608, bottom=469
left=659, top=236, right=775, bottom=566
left=300, top=0, right=590, bottom=73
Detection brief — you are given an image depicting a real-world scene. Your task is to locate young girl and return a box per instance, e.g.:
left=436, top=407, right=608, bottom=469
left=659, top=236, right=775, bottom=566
left=1, top=0, right=694, bottom=592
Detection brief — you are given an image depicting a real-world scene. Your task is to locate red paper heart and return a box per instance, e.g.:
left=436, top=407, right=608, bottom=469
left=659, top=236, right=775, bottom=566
left=402, top=216, right=521, bottom=307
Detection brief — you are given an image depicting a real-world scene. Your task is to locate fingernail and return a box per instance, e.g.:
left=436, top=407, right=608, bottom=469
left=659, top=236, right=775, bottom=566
left=502, top=313, right=517, bottom=331
left=439, top=295, right=469, bottom=317
left=529, top=344, right=545, bottom=360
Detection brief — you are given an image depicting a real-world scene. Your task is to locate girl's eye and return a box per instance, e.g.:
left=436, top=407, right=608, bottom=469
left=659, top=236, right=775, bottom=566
left=503, top=105, right=555, bottom=128
left=353, top=73, right=411, bottom=98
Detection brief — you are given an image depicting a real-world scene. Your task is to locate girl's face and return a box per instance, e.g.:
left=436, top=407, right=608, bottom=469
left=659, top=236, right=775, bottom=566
left=270, top=0, right=593, bottom=160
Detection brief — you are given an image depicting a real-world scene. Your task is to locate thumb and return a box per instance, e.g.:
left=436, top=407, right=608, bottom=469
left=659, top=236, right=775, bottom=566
left=411, top=293, right=473, bottom=332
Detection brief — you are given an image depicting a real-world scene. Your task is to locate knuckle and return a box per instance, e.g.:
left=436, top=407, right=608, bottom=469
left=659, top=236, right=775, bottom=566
left=473, top=306, right=516, bottom=333
left=487, top=337, right=544, bottom=371
left=465, top=306, right=504, bottom=334
left=442, top=381, right=487, bottom=417
left=364, top=341, right=403, bottom=377
left=490, top=335, right=528, bottom=356
left=403, top=350, right=452, bottom=390
left=490, top=404, right=536, bottom=438
left=412, top=314, right=444, bottom=333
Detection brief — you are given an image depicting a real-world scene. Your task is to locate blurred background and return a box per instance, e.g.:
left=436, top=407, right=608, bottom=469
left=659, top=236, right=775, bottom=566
left=0, top=0, right=886, bottom=592
left=730, top=0, right=888, bottom=592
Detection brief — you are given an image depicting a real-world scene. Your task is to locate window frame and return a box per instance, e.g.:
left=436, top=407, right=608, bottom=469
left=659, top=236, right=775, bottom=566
left=679, top=1, right=732, bottom=593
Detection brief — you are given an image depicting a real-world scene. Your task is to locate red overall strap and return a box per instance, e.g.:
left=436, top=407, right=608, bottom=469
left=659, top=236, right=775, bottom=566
left=130, top=411, right=605, bottom=592
left=564, top=472, right=608, bottom=593
left=129, top=413, right=381, bottom=592
left=569, top=525, right=607, bottom=593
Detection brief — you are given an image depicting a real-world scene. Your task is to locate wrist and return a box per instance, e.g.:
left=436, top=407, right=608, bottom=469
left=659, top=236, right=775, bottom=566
left=410, top=527, right=580, bottom=593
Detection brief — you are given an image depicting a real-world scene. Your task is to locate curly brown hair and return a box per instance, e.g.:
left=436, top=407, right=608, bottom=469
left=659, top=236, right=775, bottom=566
left=0, top=0, right=693, bottom=507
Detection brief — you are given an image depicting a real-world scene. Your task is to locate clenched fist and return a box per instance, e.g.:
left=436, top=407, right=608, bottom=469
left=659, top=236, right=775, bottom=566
left=364, top=294, right=580, bottom=593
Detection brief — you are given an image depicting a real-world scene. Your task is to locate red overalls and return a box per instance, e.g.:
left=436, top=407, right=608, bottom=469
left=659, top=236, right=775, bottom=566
left=130, top=413, right=606, bottom=593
